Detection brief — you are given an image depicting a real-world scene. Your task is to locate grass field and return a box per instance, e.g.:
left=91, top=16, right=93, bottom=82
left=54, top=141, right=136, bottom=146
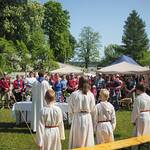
left=0, top=109, right=133, bottom=150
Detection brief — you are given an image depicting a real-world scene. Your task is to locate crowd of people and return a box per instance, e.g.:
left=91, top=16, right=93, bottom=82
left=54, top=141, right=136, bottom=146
left=0, top=71, right=150, bottom=110
left=0, top=71, right=150, bottom=150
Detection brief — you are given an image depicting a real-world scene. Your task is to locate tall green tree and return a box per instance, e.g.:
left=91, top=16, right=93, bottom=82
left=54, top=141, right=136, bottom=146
left=27, top=28, right=59, bottom=71
left=0, top=0, right=23, bottom=37
left=122, top=10, right=149, bottom=63
left=2, top=2, right=44, bottom=44
left=76, top=26, right=101, bottom=69
left=100, top=44, right=123, bottom=66
left=0, top=1, right=48, bottom=72
left=43, top=1, right=75, bottom=62
left=16, top=40, right=31, bottom=71
left=0, top=38, right=19, bottom=73
left=139, top=51, right=150, bottom=66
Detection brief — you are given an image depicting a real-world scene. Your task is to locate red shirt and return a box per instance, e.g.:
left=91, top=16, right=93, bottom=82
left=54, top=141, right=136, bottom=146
left=13, top=79, right=24, bottom=92
left=0, top=78, right=10, bottom=91
left=68, top=78, right=78, bottom=91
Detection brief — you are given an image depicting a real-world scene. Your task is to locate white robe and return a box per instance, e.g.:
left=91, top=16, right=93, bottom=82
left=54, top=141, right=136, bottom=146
left=31, top=80, right=51, bottom=132
left=68, top=90, right=95, bottom=149
left=131, top=92, right=150, bottom=136
left=36, top=105, right=65, bottom=150
left=94, top=102, right=116, bottom=144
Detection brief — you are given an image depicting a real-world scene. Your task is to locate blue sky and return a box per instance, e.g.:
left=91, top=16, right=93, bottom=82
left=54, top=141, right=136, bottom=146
left=40, top=0, right=150, bottom=56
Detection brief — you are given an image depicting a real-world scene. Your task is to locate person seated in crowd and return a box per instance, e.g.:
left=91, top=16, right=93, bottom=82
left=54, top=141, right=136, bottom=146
left=95, top=89, right=116, bottom=144
left=54, top=74, right=63, bottom=102
left=36, top=89, right=65, bottom=150
left=13, top=75, right=25, bottom=102
left=0, top=72, right=10, bottom=108
left=67, top=73, right=78, bottom=93
left=131, top=84, right=150, bottom=137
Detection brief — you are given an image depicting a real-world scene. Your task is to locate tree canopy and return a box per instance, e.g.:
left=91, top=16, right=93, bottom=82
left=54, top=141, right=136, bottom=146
left=100, top=44, right=123, bottom=66
left=75, top=26, right=101, bottom=69
left=122, top=10, right=149, bottom=63
left=0, top=1, right=150, bottom=74
left=43, top=1, right=76, bottom=63
left=0, top=1, right=68, bottom=73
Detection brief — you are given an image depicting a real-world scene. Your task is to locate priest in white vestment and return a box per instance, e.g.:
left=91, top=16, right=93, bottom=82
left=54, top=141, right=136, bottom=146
left=131, top=84, right=150, bottom=136
left=68, top=77, right=95, bottom=149
left=31, top=71, right=51, bottom=132
left=95, top=89, right=116, bottom=144
left=36, top=89, right=65, bottom=150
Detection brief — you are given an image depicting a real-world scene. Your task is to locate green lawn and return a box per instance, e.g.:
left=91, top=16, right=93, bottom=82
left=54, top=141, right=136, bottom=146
left=0, top=109, right=133, bottom=150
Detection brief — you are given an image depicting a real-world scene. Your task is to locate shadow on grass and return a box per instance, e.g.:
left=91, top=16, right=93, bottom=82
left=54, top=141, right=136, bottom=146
left=114, top=133, right=121, bottom=138
left=0, top=122, right=32, bottom=134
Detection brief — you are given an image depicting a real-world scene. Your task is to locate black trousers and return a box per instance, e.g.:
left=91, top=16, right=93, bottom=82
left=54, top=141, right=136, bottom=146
left=14, top=92, right=22, bottom=102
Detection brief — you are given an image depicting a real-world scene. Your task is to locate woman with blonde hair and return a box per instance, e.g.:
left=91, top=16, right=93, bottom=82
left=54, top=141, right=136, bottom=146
left=36, top=89, right=65, bottom=150
left=95, top=89, right=116, bottom=144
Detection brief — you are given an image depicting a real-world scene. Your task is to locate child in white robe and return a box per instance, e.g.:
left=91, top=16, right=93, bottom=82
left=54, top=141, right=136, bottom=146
left=131, top=84, right=150, bottom=136
left=36, top=89, right=65, bottom=150
left=95, top=89, right=116, bottom=144
left=68, top=77, right=95, bottom=149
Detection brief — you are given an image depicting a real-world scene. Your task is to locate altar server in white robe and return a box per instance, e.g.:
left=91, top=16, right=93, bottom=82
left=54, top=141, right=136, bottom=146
left=95, top=89, right=116, bottom=144
left=31, top=71, right=51, bottom=132
left=131, top=84, right=150, bottom=136
left=68, top=77, right=95, bottom=149
left=36, top=89, right=65, bottom=150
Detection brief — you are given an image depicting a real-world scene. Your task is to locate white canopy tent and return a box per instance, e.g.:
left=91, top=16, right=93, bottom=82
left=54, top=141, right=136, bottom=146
left=51, top=63, right=83, bottom=75
left=84, top=72, right=96, bottom=77
left=97, top=61, right=149, bottom=74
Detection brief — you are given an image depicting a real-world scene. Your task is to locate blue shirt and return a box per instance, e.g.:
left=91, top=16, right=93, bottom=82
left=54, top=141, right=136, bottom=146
left=95, top=78, right=105, bottom=89
left=54, top=81, right=63, bottom=92
left=60, top=79, right=68, bottom=89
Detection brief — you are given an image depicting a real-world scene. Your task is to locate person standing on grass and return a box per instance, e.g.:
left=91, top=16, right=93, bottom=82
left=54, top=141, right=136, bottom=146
left=125, top=75, right=136, bottom=103
left=68, top=77, right=95, bottom=149
left=113, top=74, right=123, bottom=111
left=25, top=71, right=36, bottom=92
left=60, top=75, right=68, bottom=91
left=54, top=74, right=63, bottom=102
left=13, top=75, right=25, bottom=102
left=94, top=89, right=116, bottom=144
left=36, top=89, right=65, bottom=150
left=0, top=73, right=10, bottom=108
left=131, top=84, right=150, bottom=136
left=49, top=74, right=56, bottom=88
left=67, top=73, right=78, bottom=93
left=31, top=71, right=51, bottom=132
left=95, top=73, right=106, bottom=102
